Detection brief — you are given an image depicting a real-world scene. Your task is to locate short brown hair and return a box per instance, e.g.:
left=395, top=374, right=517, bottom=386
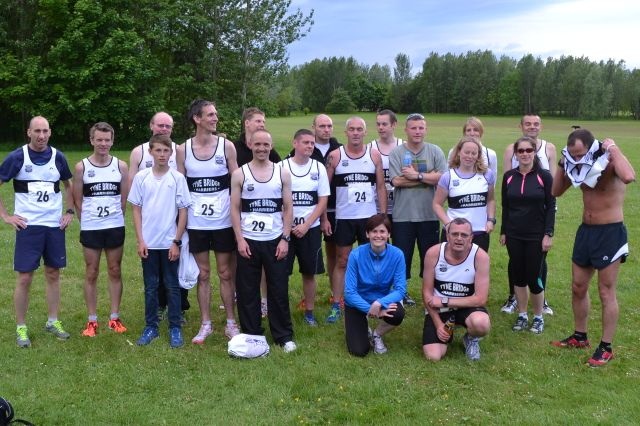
left=149, top=133, right=172, bottom=150
left=90, top=122, right=114, bottom=140
left=365, top=213, right=391, bottom=234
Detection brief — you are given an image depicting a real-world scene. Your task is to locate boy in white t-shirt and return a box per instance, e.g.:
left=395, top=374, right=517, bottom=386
left=128, top=134, right=191, bottom=348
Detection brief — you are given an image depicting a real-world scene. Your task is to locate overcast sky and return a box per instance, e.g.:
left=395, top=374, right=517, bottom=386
left=287, top=0, right=640, bottom=73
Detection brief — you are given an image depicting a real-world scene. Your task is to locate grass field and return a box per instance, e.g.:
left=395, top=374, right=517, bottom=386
left=0, top=114, right=639, bottom=425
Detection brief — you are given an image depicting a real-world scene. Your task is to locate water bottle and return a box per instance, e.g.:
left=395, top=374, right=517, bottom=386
left=403, top=151, right=412, bottom=167
left=444, top=313, right=456, bottom=336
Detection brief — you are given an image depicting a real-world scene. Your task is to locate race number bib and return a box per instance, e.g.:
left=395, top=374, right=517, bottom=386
left=88, top=199, right=119, bottom=219
left=386, top=182, right=394, bottom=202
left=347, top=184, right=373, bottom=204
left=243, top=213, right=274, bottom=233
left=27, top=181, right=56, bottom=206
left=194, top=194, right=223, bottom=218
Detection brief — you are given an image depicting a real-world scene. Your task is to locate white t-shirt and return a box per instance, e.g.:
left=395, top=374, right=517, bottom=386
left=128, top=168, right=191, bottom=249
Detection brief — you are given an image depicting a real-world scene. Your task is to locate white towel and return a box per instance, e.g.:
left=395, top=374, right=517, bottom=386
left=562, top=140, right=609, bottom=188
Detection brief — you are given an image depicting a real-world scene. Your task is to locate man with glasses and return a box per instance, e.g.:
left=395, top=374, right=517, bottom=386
left=501, top=114, right=557, bottom=315
left=129, top=112, right=189, bottom=323
left=422, top=218, right=491, bottom=361
left=389, top=113, right=447, bottom=307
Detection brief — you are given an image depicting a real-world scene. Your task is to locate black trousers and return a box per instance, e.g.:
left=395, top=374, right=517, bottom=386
left=236, top=237, right=293, bottom=345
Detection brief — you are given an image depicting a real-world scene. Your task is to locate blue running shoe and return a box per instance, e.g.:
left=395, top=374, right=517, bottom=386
left=136, top=327, right=159, bottom=346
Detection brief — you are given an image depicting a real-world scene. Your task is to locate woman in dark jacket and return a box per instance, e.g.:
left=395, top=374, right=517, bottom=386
left=500, top=136, right=556, bottom=335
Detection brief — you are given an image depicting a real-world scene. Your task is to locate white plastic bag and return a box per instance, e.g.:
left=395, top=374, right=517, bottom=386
left=228, top=333, right=270, bottom=358
left=178, top=232, right=198, bottom=289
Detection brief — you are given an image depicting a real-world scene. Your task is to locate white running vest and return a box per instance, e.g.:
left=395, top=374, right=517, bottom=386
left=240, top=163, right=284, bottom=241
left=434, top=243, right=479, bottom=299
left=184, top=137, right=231, bottom=230
left=281, top=158, right=325, bottom=229
left=446, top=169, right=489, bottom=233
left=13, top=145, right=62, bottom=227
left=370, top=138, right=403, bottom=215
left=334, top=145, right=377, bottom=220
left=80, top=156, right=124, bottom=230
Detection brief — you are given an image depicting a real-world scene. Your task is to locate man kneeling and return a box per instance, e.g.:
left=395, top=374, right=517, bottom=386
left=422, top=218, right=490, bottom=361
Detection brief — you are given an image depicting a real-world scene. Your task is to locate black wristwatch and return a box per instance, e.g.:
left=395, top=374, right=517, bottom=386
left=172, top=239, right=182, bottom=247
left=441, top=296, right=449, bottom=308
left=417, top=173, right=424, bottom=182
left=281, top=235, right=291, bottom=242
left=487, top=217, right=496, bottom=225
left=66, top=209, right=75, bottom=215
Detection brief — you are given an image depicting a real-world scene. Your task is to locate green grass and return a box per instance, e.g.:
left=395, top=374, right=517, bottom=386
left=1, top=114, right=639, bottom=425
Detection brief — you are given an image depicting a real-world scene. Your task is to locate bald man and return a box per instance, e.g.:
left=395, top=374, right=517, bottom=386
left=0, top=116, right=75, bottom=347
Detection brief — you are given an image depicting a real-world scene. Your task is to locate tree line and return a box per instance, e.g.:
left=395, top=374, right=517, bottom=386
left=2, top=1, right=639, bottom=146
left=282, top=52, right=640, bottom=121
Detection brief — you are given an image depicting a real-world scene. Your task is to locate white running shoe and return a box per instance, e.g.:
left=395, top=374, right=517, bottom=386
left=191, top=323, right=213, bottom=344
left=283, top=341, right=297, bottom=353
left=224, top=322, right=240, bottom=339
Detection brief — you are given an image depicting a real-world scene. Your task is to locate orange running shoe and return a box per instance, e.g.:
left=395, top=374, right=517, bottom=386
left=108, top=318, right=127, bottom=333
left=297, top=299, right=306, bottom=311
left=82, top=321, right=98, bottom=337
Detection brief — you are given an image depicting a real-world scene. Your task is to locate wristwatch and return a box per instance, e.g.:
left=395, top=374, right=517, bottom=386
left=66, top=209, right=75, bottom=215
left=281, top=235, right=291, bottom=242
left=545, top=232, right=554, bottom=238
left=441, top=296, right=449, bottom=308
left=172, top=239, right=182, bottom=247
left=417, top=173, right=424, bottom=182
left=487, top=217, right=497, bottom=225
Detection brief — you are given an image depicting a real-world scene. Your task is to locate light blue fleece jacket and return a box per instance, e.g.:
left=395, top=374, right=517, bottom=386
left=344, top=243, right=406, bottom=313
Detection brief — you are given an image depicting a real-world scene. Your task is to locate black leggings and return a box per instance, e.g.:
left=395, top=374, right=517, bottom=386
left=506, top=237, right=545, bottom=294
left=344, top=304, right=405, bottom=357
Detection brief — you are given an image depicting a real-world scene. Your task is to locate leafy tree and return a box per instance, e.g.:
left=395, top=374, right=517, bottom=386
left=325, top=88, right=355, bottom=114
left=580, top=66, right=612, bottom=119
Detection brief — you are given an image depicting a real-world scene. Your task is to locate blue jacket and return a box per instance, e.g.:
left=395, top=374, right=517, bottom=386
left=344, top=243, right=406, bottom=313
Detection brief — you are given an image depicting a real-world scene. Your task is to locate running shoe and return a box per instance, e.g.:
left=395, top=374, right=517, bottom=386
left=108, top=318, right=127, bottom=333
left=550, top=335, right=591, bottom=348
left=297, top=299, right=306, bottom=311
left=224, top=322, right=240, bottom=339
left=303, top=314, right=318, bottom=326
left=529, top=317, right=544, bottom=334
left=329, top=296, right=345, bottom=310
left=82, top=321, right=99, bottom=337
left=543, top=299, right=554, bottom=315
left=191, top=323, right=213, bottom=344
left=283, top=341, right=297, bottom=353
left=45, top=320, right=70, bottom=340
left=403, top=293, right=417, bottom=307
left=169, top=327, right=184, bottom=348
left=463, top=333, right=481, bottom=361
left=500, top=295, right=517, bottom=313
left=372, top=333, right=387, bottom=354
left=136, top=326, right=159, bottom=346
left=512, top=316, right=528, bottom=332
left=16, top=325, right=31, bottom=348
left=587, top=347, right=614, bottom=367
left=325, top=306, right=342, bottom=324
